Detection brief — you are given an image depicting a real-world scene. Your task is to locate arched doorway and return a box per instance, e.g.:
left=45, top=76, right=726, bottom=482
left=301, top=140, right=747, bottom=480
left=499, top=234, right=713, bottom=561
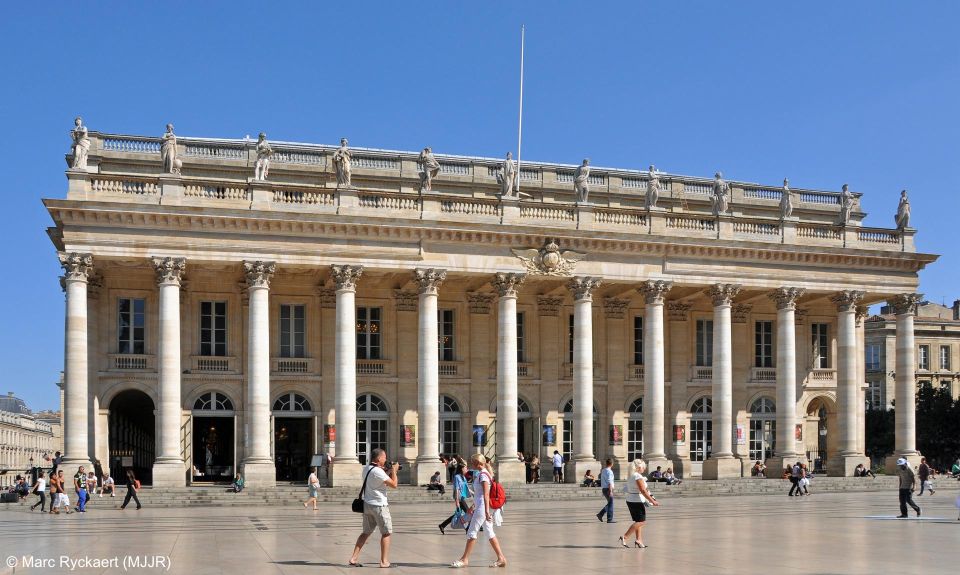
left=561, top=399, right=599, bottom=462
left=488, top=396, right=538, bottom=460
left=108, top=389, right=155, bottom=485
left=689, top=396, right=713, bottom=476
left=627, top=397, right=644, bottom=461
left=748, top=397, right=776, bottom=462
left=191, top=392, right=235, bottom=483
left=805, top=396, right=836, bottom=473
left=273, top=393, right=313, bottom=482
left=440, top=395, right=462, bottom=457
left=356, top=394, right=388, bottom=465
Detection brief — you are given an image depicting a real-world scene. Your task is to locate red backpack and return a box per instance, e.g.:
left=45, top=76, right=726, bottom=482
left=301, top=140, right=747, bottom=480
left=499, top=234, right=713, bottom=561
left=485, top=472, right=506, bottom=509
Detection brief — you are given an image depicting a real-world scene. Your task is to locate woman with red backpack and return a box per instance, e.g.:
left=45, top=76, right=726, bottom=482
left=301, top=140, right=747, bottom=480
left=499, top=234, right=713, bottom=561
left=120, top=469, right=142, bottom=510
left=451, top=454, right=507, bottom=568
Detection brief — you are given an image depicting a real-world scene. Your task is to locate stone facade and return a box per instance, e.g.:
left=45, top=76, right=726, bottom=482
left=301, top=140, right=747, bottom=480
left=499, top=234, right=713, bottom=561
left=45, top=129, right=937, bottom=486
left=0, top=394, right=56, bottom=487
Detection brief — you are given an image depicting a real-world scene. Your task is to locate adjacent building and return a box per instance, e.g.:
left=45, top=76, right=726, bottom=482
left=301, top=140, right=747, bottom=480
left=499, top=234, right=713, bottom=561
left=0, top=393, right=57, bottom=487
left=44, top=126, right=937, bottom=486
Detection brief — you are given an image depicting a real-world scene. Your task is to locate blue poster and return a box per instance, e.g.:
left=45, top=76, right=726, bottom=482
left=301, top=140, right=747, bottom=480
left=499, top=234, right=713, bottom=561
left=472, top=425, right=487, bottom=447
left=542, top=425, right=556, bottom=447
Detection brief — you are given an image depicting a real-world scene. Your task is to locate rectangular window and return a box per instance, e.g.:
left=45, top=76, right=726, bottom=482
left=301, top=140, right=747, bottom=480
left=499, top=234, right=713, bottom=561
left=866, top=380, right=882, bottom=410
left=568, top=314, right=575, bottom=364
left=939, top=345, right=950, bottom=371
left=633, top=316, right=644, bottom=365
left=438, top=309, right=455, bottom=362
left=279, top=304, right=305, bottom=358
left=754, top=321, right=774, bottom=368
left=918, top=345, right=930, bottom=371
left=200, top=301, right=227, bottom=356
left=516, top=312, right=525, bottom=363
left=865, top=344, right=881, bottom=371
left=356, top=307, right=382, bottom=360
left=117, top=298, right=145, bottom=354
left=696, top=319, right=714, bottom=366
left=627, top=419, right=643, bottom=461
left=811, top=323, right=829, bottom=369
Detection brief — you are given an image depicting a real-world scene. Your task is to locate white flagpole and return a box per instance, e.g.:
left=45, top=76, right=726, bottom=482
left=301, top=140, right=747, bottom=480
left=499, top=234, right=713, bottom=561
left=516, top=24, right=525, bottom=197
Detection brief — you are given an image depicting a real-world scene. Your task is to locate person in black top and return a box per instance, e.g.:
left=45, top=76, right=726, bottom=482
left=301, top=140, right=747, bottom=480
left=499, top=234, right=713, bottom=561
left=120, top=469, right=142, bottom=510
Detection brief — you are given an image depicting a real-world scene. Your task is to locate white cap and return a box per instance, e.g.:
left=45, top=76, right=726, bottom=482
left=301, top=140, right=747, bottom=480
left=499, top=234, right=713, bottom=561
left=896, top=457, right=907, bottom=466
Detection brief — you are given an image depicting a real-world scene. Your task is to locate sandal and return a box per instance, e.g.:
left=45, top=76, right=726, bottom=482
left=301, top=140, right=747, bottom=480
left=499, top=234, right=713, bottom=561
left=490, top=559, right=507, bottom=568
left=348, top=560, right=363, bottom=567
left=451, top=560, right=467, bottom=568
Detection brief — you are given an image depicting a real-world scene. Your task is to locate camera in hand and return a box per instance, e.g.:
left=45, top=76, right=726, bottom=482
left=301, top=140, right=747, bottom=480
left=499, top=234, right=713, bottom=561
left=388, top=461, right=403, bottom=471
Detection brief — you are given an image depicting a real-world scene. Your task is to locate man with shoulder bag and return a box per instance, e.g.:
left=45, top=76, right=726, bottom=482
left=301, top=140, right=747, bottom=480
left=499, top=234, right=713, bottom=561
left=349, top=449, right=399, bottom=568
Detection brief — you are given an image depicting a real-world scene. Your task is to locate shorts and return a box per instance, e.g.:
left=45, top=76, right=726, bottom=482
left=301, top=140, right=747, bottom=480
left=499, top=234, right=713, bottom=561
left=466, top=504, right=495, bottom=540
left=362, top=503, right=393, bottom=535
left=308, top=486, right=318, bottom=498
left=626, top=500, right=647, bottom=523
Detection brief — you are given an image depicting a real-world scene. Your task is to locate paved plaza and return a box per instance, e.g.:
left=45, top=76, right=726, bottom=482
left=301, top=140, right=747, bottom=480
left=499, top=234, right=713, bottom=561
left=1, top=490, right=958, bottom=574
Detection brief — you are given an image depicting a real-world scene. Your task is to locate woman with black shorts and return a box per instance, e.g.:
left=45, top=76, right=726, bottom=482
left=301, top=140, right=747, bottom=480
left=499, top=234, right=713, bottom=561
left=619, top=459, right=659, bottom=548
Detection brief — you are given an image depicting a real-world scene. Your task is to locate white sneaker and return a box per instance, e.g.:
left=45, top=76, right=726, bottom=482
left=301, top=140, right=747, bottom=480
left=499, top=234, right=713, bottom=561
left=98, top=494, right=102, bottom=498
left=110, top=493, right=115, bottom=497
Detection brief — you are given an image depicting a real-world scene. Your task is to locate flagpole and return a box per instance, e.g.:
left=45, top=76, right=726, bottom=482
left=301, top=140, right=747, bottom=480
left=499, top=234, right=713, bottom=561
left=516, top=24, right=525, bottom=197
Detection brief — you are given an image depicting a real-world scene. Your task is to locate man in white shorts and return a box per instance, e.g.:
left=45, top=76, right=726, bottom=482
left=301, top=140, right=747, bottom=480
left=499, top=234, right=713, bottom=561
left=100, top=473, right=115, bottom=497
left=348, top=448, right=399, bottom=569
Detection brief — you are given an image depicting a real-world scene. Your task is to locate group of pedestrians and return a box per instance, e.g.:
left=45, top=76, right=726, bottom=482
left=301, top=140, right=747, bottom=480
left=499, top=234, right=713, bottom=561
left=27, top=465, right=139, bottom=513
left=787, top=461, right=811, bottom=496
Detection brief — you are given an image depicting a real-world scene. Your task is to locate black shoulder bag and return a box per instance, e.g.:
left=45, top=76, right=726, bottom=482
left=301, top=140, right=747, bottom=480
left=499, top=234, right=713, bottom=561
left=352, top=467, right=374, bottom=513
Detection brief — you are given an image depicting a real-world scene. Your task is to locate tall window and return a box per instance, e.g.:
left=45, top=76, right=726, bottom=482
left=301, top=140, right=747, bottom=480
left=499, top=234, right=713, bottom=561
left=633, top=316, right=644, bottom=365
left=117, top=298, right=145, bottom=354
left=440, top=396, right=461, bottom=456
left=865, top=344, right=881, bottom=371
left=438, top=309, right=455, bottom=361
left=279, top=304, right=305, bottom=358
left=811, top=323, right=829, bottom=368
left=918, top=345, right=930, bottom=371
left=356, top=307, right=382, bottom=360
left=516, top=312, right=525, bottom=362
left=627, top=397, right=643, bottom=461
left=696, top=319, right=714, bottom=366
left=568, top=314, right=575, bottom=364
left=689, top=397, right=712, bottom=462
left=200, top=301, right=227, bottom=356
left=866, top=381, right=882, bottom=410
left=748, top=397, right=776, bottom=461
left=754, top=321, right=773, bottom=368
left=939, top=345, right=951, bottom=371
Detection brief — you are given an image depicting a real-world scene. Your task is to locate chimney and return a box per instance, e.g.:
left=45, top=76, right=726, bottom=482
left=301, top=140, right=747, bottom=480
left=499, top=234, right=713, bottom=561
left=953, top=299, right=960, bottom=321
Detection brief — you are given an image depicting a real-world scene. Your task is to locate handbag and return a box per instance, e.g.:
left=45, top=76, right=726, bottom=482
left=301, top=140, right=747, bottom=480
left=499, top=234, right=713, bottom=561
left=352, top=468, right=374, bottom=513
left=451, top=508, right=468, bottom=529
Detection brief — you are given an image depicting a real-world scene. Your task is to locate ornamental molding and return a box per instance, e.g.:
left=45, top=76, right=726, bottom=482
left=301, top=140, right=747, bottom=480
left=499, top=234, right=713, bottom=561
left=467, top=292, right=495, bottom=314
left=331, top=264, right=363, bottom=291
left=855, top=304, right=869, bottom=327
left=638, top=280, right=673, bottom=305
left=393, top=290, right=418, bottom=312
left=413, top=268, right=447, bottom=295
left=708, top=283, right=742, bottom=307
left=243, top=260, right=276, bottom=289
left=769, top=287, right=805, bottom=311
left=888, top=293, right=922, bottom=316
left=794, top=308, right=809, bottom=323
left=667, top=302, right=692, bottom=321
left=58, top=252, right=94, bottom=282
left=830, top=290, right=865, bottom=312
left=603, top=297, right=629, bottom=319
left=537, top=295, right=564, bottom=317
left=317, top=287, right=336, bottom=308
left=492, top=272, right=526, bottom=298
left=567, top=276, right=602, bottom=301
left=152, top=256, right=186, bottom=286
left=732, top=303, right=752, bottom=324
left=511, top=238, right=586, bottom=276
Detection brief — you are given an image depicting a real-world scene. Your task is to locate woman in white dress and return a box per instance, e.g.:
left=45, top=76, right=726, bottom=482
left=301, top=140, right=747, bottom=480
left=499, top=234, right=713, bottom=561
left=451, top=454, right=507, bottom=568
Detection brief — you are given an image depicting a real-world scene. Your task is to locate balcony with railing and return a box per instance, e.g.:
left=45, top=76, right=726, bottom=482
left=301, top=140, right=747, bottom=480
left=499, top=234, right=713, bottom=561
left=690, top=366, right=713, bottom=382
left=271, top=357, right=315, bottom=375
left=749, top=367, right=777, bottom=383
left=439, top=361, right=463, bottom=377
left=190, top=355, right=239, bottom=374
left=628, top=364, right=645, bottom=380
left=807, top=368, right=837, bottom=386
left=357, top=359, right=390, bottom=377
left=108, top=353, right=155, bottom=371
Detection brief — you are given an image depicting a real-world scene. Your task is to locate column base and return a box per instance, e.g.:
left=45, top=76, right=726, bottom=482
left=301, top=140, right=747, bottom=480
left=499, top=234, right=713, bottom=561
left=828, top=454, right=871, bottom=477
left=645, top=457, right=676, bottom=478
left=565, top=458, right=600, bottom=484
left=330, top=459, right=364, bottom=487
left=152, top=460, right=187, bottom=487
left=411, top=458, right=445, bottom=486
left=884, top=453, right=922, bottom=475
left=702, top=457, right=743, bottom=480
left=240, top=460, right=276, bottom=488
left=495, top=459, right=526, bottom=485
left=764, top=456, right=801, bottom=479
left=60, top=457, right=93, bottom=476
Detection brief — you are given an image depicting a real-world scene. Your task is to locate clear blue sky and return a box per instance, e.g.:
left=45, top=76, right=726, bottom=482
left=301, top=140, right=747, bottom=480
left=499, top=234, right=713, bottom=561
left=1, top=2, right=957, bottom=412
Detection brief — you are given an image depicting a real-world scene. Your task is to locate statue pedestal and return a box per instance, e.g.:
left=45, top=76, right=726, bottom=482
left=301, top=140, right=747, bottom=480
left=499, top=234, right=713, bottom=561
left=152, top=460, right=187, bottom=487
left=240, top=461, right=276, bottom=488
left=885, top=453, right=922, bottom=475
left=702, top=457, right=742, bottom=480
left=496, top=459, right=526, bottom=485
left=248, top=178, right=274, bottom=211
left=828, top=454, right=871, bottom=477
left=159, top=174, right=184, bottom=206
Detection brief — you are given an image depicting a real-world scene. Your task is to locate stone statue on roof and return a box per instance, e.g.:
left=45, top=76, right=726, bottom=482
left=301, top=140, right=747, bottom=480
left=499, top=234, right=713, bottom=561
left=498, top=152, right=518, bottom=198
left=779, top=178, right=793, bottom=219
left=70, top=116, right=90, bottom=170
left=332, top=138, right=352, bottom=188
left=895, top=189, right=911, bottom=230
left=711, top=171, right=730, bottom=216
left=574, top=158, right=591, bottom=203
left=418, top=147, right=440, bottom=192
left=161, top=123, right=181, bottom=174
left=646, top=165, right=661, bottom=209
left=254, top=133, right=273, bottom=180
left=839, top=184, right=854, bottom=226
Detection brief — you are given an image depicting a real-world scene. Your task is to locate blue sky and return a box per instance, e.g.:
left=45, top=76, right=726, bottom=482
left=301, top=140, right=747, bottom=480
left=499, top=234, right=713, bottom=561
left=1, top=2, right=957, bottom=411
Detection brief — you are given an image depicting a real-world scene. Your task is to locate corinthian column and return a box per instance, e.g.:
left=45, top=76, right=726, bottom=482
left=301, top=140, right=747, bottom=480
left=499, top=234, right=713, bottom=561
left=59, top=252, right=93, bottom=471
left=493, top=272, right=526, bottom=483
left=824, top=290, right=868, bottom=476
left=886, top=293, right=923, bottom=472
left=413, top=268, right=446, bottom=485
left=331, top=265, right=364, bottom=485
left=241, top=260, right=276, bottom=487
left=566, top=276, right=602, bottom=482
left=764, top=287, right=804, bottom=476
left=638, top=280, right=672, bottom=471
left=152, top=257, right=187, bottom=486
left=703, top=283, right=742, bottom=479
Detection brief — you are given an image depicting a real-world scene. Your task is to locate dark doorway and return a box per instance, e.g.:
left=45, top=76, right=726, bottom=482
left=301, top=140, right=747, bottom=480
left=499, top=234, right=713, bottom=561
left=192, top=416, right=234, bottom=483
left=108, top=390, right=155, bottom=485
left=275, top=418, right=311, bottom=481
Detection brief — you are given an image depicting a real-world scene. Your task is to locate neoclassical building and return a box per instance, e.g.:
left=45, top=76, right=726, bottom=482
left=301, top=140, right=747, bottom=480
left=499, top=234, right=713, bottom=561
left=0, top=393, right=56, bottom=487
left=45, top=125, right=937, bottom=486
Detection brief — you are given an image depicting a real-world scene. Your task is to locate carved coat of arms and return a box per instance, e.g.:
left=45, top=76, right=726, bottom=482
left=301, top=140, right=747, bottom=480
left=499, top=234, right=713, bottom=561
left=511, top=239, right=586, bottom=276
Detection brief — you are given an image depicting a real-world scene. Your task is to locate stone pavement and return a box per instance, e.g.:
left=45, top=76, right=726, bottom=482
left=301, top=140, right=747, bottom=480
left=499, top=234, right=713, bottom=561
left=1, top=490, right=958, bottom=574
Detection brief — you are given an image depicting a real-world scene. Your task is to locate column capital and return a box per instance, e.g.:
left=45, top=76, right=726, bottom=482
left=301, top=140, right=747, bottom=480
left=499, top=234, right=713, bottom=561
left=567, top=276, right=602, bottom=301
left=667, top=301, right=692, bottom=321
left=467, top=292, right=495, bottom=314
left=537, top=295, right=563, bottom=317
left=638, top=279, right=673, bottom=304
left=151, top=257, right=186, bottom=286
left=830, top=290, right=865, bottom=312
left=413, top=268, right=447, bottom=295
left=732, top=303, right=752, bottom=323
left=243, top=260, right=276, bottom=289
left=855, top=304, right=869, bottom=327
left=888, top=293, right=923, bottom=316
left=58, top=252, right=93, bottom=282
left=769, top=287, right=805, bottom=310
left=603, top=297, right=629, bottom=319
left=393, top=289, right=418, bottom=312
left=330, top=264, right=363, bottom=292
left=492, top=272, right=526, bottom=298
left=708, top=283, right=741, bottom=306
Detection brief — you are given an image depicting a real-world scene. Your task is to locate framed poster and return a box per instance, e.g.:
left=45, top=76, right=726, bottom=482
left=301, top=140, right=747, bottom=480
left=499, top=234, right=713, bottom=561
left=609, top=425, right=623, bottom=445
left=323, top=424, right=336, bottom=444
left=795, top=423, right=803, bottom=442
left=400, top=425, right=416, bottom=447
left=542, top=425, right=556, bottom=447
left=736, top=424, right=746, bottom=445
left=673, top=425, right=686, bottom=445
left=472, top=425, right=488, bottom=447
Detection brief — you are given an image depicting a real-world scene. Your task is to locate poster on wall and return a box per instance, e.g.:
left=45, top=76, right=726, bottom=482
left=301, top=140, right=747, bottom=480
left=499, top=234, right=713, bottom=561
left=736, top=424, right=746, bottom=445
left=472, top=425, right=487, bottom=447
left=542, top=425, right=556, bottom=446
left=323, top=424, right=336, bottom=444
left=609, top=425, right=623, bottom=445
left=795, top=424, right=803, bottom=442
left=400, top=425, right=416, bottom=447
left=673, top=425, right=686, bottom=445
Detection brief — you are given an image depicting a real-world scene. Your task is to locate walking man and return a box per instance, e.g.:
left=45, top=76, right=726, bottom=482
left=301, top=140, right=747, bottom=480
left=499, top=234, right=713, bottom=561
left=788, top=461, right=802, bottom=496
left=895, top=457, right=921, bottom=518
left=552, top=450, right=564, bottom=484
left=349, top=448, right=398, bottom=568
left=918, top=457, right=934, bottom=495
left=29, top=471, right=46, bottom=512
left=596, top=458, right=615, bottom=523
